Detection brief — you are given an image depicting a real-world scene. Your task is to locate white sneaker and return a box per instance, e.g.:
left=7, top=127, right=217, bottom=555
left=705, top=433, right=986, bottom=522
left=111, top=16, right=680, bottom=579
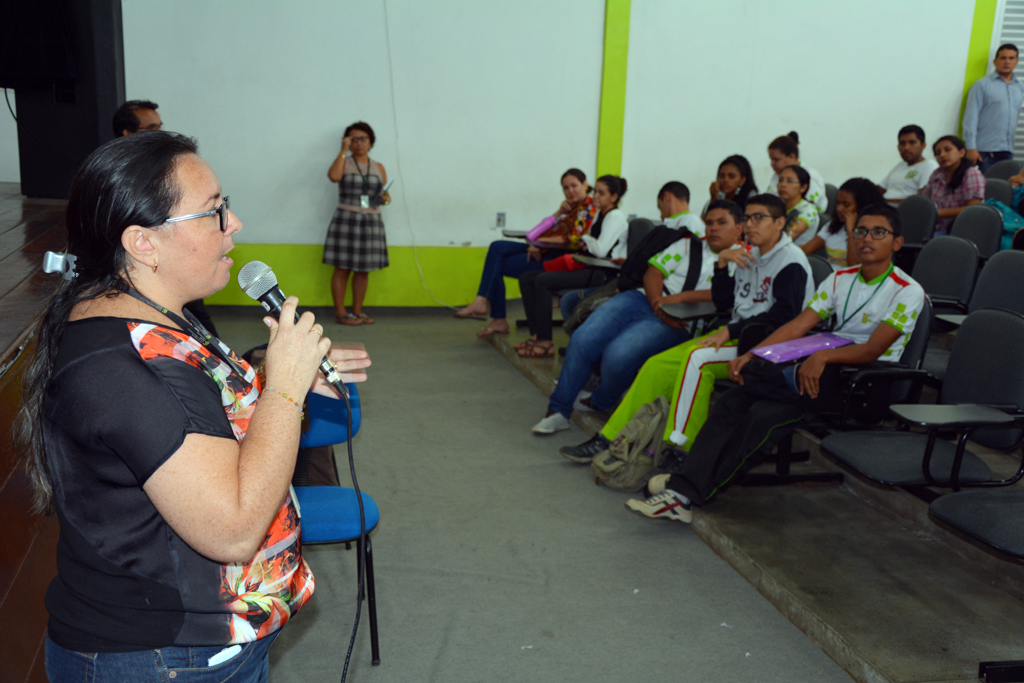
left=532, top=412, right=570, bottom=434
left=573, top=391, right=594, bottom=413
left=647, top=473, right=671, bottom=495
left=625, top=490, right=692, bottom=524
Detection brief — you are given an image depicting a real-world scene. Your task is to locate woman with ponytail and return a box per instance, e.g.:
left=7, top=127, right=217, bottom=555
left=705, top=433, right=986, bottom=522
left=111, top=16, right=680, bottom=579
left=766, top=131, right=828, bottom=213
left=19, top=131, right=370, bottom=682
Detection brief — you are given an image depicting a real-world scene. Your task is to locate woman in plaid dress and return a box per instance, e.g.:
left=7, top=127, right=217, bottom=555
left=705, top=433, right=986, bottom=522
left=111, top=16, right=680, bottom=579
left=325, top=121, right=390, bottom=325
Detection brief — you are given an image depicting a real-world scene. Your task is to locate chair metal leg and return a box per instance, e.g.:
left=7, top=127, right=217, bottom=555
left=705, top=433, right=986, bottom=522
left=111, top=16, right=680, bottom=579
left=361, top=536, right=381, bottom=666
left=740, top=434, right=844, bottom=487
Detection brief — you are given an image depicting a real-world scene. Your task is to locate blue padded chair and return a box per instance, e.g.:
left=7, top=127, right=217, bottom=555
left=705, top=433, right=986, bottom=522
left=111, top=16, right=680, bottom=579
left=294, top=384, right=381, bottom=666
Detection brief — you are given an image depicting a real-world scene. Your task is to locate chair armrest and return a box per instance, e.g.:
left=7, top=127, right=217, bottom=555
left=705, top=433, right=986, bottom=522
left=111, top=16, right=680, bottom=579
left=572, top=254, right=620, bottom=270
left=660, top=301, right=727, bottom=321
left=501, top=229, right=528, bottom=239
left=929, top=296, right=968, bottom=313
left=840, top=365, right=941, bottom=392
left=888, top=403, right=1016, bottom=429
left=935, top=314, right=966, bottom=327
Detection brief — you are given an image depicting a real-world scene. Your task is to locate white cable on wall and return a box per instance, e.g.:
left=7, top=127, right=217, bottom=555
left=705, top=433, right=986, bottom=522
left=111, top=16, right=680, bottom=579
left=381, top=0, right=458, bottom=309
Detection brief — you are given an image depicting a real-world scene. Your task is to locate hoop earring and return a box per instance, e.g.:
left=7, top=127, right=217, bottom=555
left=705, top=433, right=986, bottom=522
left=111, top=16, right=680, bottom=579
left=151, top=261, right=158, bottom=274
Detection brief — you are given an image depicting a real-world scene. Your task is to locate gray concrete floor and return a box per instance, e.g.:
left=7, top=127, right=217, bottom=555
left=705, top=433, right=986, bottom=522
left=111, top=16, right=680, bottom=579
left=213, top=305, right=853, bottom=683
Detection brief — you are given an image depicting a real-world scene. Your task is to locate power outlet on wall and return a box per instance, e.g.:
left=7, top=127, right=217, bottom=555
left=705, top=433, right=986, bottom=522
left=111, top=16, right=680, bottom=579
left=497, top=212, right=506, bottom=228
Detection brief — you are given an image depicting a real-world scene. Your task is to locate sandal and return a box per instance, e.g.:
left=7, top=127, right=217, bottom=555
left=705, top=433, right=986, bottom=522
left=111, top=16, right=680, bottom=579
left=454, top=309, right=487, bottom=320
left=356, top=313, right=375, bottom=325
left=514, top=337, right=539, bottom=351
left=476, top=324, right=509, bottom=339
left=522, top=342, right=554, bottom=358
left=336, top=313, right=363, bottom=326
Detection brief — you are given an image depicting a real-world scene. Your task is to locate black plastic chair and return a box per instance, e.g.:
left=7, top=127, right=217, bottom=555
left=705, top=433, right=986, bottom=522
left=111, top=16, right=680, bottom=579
left=950, top=204, right=1003, bottom=260
left=895, top=195, right=937, bottom=272
left=984, top=159, right=1024, bottom=181
left=910, top=236, right=979, bottom=317
left=821, top=309, right=1024, bottom=491
left=806, top=254, right=833, bottom=288
left=985, top=178, right=1015, bottom=207
left=825, top=183, right=838, bottom=218
left=922, top=250, right=1024, bottom=381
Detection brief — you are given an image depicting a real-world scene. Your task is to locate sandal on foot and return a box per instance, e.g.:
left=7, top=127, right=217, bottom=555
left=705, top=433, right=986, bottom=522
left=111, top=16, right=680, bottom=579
left=514, top=338, right=538, bottom=351
left=454, top=310, right=487, bottom=320
left=356, top=313, right=375, bottom=325
left=337, top=313, right=363, bottom=326
left=476, top=325, right=509, bottom=339
left=523, top=342, right=554, bottom=358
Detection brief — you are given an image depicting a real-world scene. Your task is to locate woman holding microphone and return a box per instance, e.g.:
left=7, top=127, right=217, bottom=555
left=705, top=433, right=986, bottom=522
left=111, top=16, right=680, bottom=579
left=21, top=131, right=370, bottom=682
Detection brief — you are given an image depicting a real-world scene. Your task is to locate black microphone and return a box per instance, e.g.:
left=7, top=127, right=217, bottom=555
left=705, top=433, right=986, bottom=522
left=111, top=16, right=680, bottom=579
left=237, top=260, right=347, bottom=395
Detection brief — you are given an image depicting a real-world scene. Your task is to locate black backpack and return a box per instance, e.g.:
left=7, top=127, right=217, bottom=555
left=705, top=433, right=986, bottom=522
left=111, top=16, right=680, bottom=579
left=616, top=225, right=704, bottom=294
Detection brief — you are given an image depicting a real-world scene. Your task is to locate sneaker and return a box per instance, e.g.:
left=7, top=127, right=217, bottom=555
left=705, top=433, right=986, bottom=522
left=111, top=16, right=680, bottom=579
left=572, top=391, right=594, bottom=413
left=646, top=473, right=671, bottom=496
left=625, top=490, right=692, bottom=524
left=560, top=433, right=611, bottom=464
left=532, top=411, right=571, bottom=434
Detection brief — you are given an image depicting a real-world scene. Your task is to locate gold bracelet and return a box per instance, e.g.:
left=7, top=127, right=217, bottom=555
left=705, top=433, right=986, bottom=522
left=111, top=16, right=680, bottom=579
left=264, top=387, right=304, bottom=419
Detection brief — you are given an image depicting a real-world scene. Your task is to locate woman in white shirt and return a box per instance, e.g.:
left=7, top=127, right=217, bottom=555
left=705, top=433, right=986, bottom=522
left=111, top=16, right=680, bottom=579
left=766, top=132, right=828, bottom=213
left=517, top=175, right=629, bottom=357
left=777, top=165, right=820, bottom=248
left=801, top=178, right=886, bottom=267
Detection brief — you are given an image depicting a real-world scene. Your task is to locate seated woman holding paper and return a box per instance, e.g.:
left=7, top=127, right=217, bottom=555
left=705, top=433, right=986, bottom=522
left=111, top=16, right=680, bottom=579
left=456, top=169, right=595, bottom=337
left=624, top=203, right=925, bottom=525
left=514, top=175, right=631, bottom=357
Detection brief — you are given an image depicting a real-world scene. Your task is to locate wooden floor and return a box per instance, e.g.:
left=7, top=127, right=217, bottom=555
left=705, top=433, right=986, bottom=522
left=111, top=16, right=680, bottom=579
left=0, top=182, right=66, bottom=683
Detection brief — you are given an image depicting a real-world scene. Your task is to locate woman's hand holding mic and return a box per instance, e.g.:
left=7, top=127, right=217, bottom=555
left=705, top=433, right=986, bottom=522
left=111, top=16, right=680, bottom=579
left=262, top=297, right=334, bottom=399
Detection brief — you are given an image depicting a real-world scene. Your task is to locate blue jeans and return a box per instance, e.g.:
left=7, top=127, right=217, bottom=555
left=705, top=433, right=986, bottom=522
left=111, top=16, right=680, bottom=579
left=979, top=151, right=1013, bottom=174
left=477, top=240, right=548, bottom=319
left=560, top=286, right=601, bottom=321
left=548, top=289, right=694, bottom=417
left=45, top=632, right=279, bottom=683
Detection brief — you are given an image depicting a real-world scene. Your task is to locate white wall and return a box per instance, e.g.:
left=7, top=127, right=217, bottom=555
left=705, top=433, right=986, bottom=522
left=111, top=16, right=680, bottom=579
left=0, top=91, right=19, bottom=183
left=621, top=0, right=977, bottom=216
left=122, top=0, right=605, bottom=246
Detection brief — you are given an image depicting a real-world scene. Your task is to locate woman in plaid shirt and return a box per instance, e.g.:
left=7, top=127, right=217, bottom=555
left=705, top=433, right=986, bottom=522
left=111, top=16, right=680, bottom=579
left=917, top=135, right=984, bottom=234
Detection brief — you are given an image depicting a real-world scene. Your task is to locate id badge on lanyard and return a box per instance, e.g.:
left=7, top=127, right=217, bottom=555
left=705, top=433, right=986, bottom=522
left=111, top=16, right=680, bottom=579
left=360, top=195, right=371, bottom=209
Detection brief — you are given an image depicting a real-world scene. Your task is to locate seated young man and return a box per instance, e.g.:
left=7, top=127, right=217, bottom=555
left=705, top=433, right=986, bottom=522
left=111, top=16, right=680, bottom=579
left=877, top=125, right=939, bottom=205
left=531, top=200, right=743, bottom=434
left=625, top=203, right=924, bottom=523
left=559, top=194, right=814, bottom=462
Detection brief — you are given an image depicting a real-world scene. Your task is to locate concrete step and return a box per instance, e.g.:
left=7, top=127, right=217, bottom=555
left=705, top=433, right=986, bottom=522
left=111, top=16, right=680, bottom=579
left=488, top=318, right=1024, bottom=683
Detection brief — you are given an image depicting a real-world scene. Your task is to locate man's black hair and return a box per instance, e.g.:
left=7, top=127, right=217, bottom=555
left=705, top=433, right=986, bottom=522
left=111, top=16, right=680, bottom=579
left=706, top=199, right=743, bottom=224
left=743, top=193, right=787, bottom=220
left=898, top=124, right=926, bottom=144
left=112, top=100, right=159, bottom=137
left=997, top=43, right=1019, bottom=57
left=858, top=203, right=902, bottom=237
left=658, top=181, right=689, bottom=203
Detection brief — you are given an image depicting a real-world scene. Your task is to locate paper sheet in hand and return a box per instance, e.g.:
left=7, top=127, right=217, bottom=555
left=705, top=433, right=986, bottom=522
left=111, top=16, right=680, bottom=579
left=751, top=333, right=852, bottom=363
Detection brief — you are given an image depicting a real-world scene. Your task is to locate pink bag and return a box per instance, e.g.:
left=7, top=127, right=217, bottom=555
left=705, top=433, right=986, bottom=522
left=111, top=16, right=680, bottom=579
left=752, top=333, right=852, bottom=363
left=526, top=215, right=557, bottom=241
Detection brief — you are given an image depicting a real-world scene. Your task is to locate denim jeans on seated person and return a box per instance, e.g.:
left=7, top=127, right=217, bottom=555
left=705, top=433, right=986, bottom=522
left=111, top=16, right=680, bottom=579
left=560, top=286, right=601, bottom=322
left=46, top=632, right=279, bottom=683
left=547, top=289, right=694, bottom=417
left=477, top=240, right=550, bottom=320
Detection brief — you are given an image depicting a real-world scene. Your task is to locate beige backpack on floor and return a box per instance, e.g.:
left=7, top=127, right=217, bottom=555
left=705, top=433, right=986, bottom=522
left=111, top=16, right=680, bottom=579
left=591, top=397, right=670, bottom=492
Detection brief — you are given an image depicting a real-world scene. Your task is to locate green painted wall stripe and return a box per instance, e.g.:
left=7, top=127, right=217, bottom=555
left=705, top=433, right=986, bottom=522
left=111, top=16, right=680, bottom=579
left=595, top=0, right=630, bottom=177
left=208, top=245, right=520, bottom=307
left=960, top=0, right=999, bottom=136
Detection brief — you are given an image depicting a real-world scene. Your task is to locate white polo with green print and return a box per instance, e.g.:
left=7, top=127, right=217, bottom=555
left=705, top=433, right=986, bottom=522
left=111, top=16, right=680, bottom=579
left=807, top=263, right=925, bottom=361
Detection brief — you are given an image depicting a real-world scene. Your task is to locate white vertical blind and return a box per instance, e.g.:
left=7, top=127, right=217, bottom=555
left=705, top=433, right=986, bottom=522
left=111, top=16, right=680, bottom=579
left=997, top=0, right=1024, bottom=155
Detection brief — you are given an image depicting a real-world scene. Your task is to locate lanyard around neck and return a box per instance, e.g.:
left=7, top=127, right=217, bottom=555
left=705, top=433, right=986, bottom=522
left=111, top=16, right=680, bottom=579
left=838, top=264, right=893, bottom=330
left=353, top=157, right=371, bottom=193
left=125, top=286, right=246, bottom=377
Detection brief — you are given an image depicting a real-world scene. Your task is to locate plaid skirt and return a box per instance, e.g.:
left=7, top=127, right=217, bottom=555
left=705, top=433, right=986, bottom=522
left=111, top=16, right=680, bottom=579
left=323, top=207, right=389, bottom=271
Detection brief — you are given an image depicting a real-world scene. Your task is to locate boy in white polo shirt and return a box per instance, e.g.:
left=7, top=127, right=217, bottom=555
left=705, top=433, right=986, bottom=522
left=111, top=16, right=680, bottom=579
left=878, top=125, right=939, bottom=205
left=626, top=203, right=924, bottom=523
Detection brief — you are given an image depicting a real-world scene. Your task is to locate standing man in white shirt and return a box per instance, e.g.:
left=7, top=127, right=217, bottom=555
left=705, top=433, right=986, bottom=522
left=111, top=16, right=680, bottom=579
left=877, top=125, right=939, bottom=204
left=962, top=44, right=1024, bottom=174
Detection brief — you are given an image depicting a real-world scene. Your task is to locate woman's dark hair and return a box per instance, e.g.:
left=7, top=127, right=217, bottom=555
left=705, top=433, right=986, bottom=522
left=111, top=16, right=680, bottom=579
left=780, top=164, right=811, bottom=199
left=718, top=154, right=758, bottom=207
left=768, top=131, right=800, bottom=158
left=344, top=121, right=376, bottom=147
left=596, top=175, right=627, bottom=207
left=562, top=168, right=586, bottom=184
left=16, top=131, right=198, bottom=514
left=933, top=135, right=974, bottom=191
left=828, top=178, right=886, bottom=235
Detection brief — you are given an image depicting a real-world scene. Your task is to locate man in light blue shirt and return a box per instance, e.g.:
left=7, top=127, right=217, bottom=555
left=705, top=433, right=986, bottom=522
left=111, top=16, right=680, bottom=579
left=962, top=43, right=1024, bottom=173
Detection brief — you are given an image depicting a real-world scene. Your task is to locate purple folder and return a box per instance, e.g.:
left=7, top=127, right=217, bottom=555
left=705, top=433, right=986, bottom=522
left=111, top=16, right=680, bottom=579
left=752, top=333, right=853, bottom=363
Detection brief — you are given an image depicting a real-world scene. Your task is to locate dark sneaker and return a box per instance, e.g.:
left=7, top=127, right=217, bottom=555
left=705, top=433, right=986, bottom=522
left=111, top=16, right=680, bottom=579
left=559, top=433, right=611, bottom=464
